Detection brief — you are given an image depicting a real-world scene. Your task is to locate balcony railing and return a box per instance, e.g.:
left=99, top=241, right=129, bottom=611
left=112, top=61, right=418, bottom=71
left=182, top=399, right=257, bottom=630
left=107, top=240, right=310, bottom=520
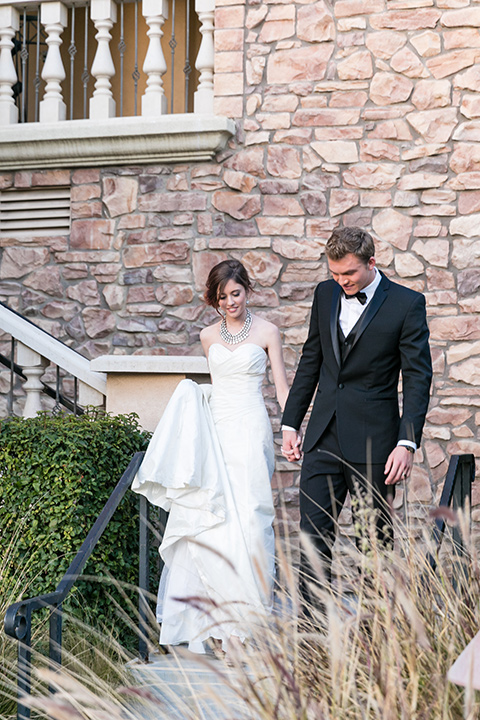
left=0, top=0, right=214, bottom=124
left=0, top=0, right=234, bottom=168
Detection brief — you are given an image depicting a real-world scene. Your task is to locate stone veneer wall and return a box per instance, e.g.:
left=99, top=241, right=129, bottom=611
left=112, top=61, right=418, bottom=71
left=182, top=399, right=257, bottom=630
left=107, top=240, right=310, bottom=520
left=1, top=0, right=480, bottom=542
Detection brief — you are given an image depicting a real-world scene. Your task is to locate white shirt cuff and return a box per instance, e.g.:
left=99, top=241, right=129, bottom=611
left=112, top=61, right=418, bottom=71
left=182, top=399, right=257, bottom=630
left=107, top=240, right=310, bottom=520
left=397, top=440, right=417, bottom=452
left=282, top=425, right=297, bottom=432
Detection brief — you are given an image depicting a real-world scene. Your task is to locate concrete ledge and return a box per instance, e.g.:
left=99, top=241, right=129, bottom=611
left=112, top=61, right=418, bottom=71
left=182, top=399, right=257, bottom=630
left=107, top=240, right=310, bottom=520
left=91, top=355, right=208, bottom=374
left=0, top=115, right=236, bottom=169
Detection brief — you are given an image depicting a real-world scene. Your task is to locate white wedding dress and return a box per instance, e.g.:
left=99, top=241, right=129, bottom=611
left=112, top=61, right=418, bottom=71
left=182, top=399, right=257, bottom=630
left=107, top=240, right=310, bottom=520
left=131, top=343, right=275, bottom=652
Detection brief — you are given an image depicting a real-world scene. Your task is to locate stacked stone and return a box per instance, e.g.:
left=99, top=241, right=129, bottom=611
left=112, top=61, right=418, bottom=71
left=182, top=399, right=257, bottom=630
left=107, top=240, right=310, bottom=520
left=0, top=0, right=480, bottom=539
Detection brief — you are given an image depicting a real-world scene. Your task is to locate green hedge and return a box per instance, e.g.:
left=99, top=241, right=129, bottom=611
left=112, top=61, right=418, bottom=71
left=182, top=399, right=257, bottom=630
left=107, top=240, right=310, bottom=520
left=0, top=410, right=152, bottom=642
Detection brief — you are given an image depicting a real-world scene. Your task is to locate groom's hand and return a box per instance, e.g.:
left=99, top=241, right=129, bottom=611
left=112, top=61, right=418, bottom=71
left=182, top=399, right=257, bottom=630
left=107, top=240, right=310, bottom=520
left=384, top=446, right=413, bottom=485
left=281, top=429, right=302, bottom=462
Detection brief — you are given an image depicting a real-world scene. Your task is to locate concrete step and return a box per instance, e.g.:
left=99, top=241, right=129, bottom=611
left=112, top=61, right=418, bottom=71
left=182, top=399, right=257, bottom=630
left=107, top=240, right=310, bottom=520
left=127, top=652, right=257, bottom=720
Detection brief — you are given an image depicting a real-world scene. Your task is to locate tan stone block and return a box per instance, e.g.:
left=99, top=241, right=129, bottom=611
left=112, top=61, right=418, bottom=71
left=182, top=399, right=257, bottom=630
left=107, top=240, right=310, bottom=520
left=267, top=45, right=334, bottom=84
left=300, top=96, right=329, bottom=109
left=272, top=238, right=322, bottom=260
left=298, top=2, right=335, bottom=43
left=427, top=49, right=480, bottom=79
left=300, top=191, right=327, bottom=216
left=123, top=242, right=190, bottom=268
left=389, top=0, right=435, bottom=7
left=458, top=296, right=480, bottom=313
left=12, top=172, right=29, bottom=188
left=103, top=177, right=138, bottom=217
left=329, top=90, right=368, bottom=107
left=411, top=79, right=451, bottom=111
left=448, top=171, right=480, bottom=190
left=412, top=238, right=449, bottom=266
left=458, top=190, right=480, bottom=215
left=82, top=307, right=116, bottom=339
left=264, top=196, right=304, bottom=216
left=31, top=170, right=70, bottom=186
left=192, top=251, right=227, bottom=291
left=338, top=17, right=367, bottom=31
left=334, top=0, right=384, bottom=17
left=258, top=18, right=294, bottom=43
left=394, top=252, right=424, bottom=277
left=446, top=340, right=480, bottom=365
left=267, top=146, right=301, bottom=179
left=246, top=56, right=265, bottom=85
left=368, top=119, right=413, bottom=140
left=360, top=191, right=392, bottom=207
left=71, top=184, right=101, bottom=202
left=225, top=147, right=266, bottom=177
left=402, top=144, right=450, bottom=161
left=215, top=5, right=245, bottom=28
left=214, top=28, right=244, bottom=52
left=249, top=288, right=279, bottom=308
left=373, top=239, right=394, bottom=267
left=211, top=191, right=261, bottom=220
left=452, top=425, right=474, bottom=438
left=273, top=129, right=312, bottom=145
left=343, top=163, right=403, bottom=190
left=444, top=28, right=480, bottom=50
left=450, top=215, right=480, bottom=239
left=329, top=189, right=359, bottom=216
left=66, top=280, right=101, bottom=305
left=71, top=201, right=103, bottom=219
left=413, top=217, right=443, bottom=236
left=311, top=140, right=358, bottom=164
left=214, top=72, right=243, bottom=96
left=407, top=466, right=432, bottom=503
left=209, top=237, right=271, bottom=250
left=461, top=94, right=480, bottom=119
left=303, top=146, right=323, bottom=172
left=453, top=121, right=480, bottom=143
left=245, top=130, right=271, bottom=147
left=430, top=315, right=480, bottom=341
left=215, top=51, right=244, bottom=73
left=359, top=140, right=399, bottom=162
left=213, top=95, right=243, bottom=118
left=441, top=8, right=480, bottom=27
left=262, top=95, right=298, bottom=112
left=72, top=169, right=100, bottom=184
left=372, top=208, right=413, bottom=250
left=369, top=9, right=441, bottom=30
left=293, top=108, right=360, bottom=127
left=70, top=219, right=115, bottom=250
left=391, top=46, right=429, bottom=78
left=398, top=172, right=448, bottom=191
left=365, top=30, right=406, bottom=60
left=23, top=266, right=62, bottom=295
left=223, top=170, right=257, bottom=193
left=407, top=108, right=458, bottom=143
left=246, top=5, right=268, bottom=29
left=370, top=72, right=413, bottom=105
left=454, top=65, right=480, bottom=92
left=257, top=112, right=290, bottom=130
left=256, top=216, right=304, bottom=237
left=241, top=250, right=283, bottom=287
left=450, top=357, right=480, bottom=386
left=337, top=50, right=373, bottom=81
left=451, top=143, right=480, bottom=175
left=426, top=267, right=454, bottom=291
left=410, top=30, right=441, bottom=57
left=314, top=126, right=364, bottom=140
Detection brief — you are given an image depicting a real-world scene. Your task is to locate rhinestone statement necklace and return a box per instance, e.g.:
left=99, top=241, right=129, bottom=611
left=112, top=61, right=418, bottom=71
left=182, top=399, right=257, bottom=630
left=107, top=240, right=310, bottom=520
left=220, top=309, right=252, bottom=345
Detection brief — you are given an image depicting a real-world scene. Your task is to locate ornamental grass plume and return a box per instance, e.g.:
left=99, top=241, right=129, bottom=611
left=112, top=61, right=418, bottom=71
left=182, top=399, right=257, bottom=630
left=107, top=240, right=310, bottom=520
left=2, top=496, right=480, bottom=720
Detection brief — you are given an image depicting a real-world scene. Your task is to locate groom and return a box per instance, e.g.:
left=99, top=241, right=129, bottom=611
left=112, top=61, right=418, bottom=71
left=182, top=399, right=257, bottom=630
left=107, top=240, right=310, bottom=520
left=281, top=227, right=432, bottom=596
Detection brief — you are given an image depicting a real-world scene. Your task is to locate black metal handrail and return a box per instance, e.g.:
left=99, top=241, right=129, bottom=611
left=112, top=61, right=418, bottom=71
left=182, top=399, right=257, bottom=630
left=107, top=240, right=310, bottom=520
left=429, top=453, right=475, bottom=572
left=4, top=451, right=148, bottom=720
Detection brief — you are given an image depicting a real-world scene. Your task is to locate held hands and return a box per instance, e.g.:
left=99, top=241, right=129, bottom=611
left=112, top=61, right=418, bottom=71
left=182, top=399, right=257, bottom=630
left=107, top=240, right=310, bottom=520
left=281, top=429, right=303, bottom=462
left=384, top=445, right=414, bottom=485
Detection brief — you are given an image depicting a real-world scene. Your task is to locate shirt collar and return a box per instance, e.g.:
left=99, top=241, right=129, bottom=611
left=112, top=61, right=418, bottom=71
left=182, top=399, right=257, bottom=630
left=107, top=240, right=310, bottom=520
left=343, top=267, right=381, bottom=302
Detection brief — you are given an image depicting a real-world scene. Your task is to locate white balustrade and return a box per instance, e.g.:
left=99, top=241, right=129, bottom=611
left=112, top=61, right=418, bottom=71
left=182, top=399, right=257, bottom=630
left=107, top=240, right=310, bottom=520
left=89, top=0, right=117, bottom=119
left=141, top=0, right=168, bottom=116
left=16, top=343, right=49, bottom=418
left=194, top=0, right=215, bottom=115
left=0, top=6, right=19, bottom=125
left=40, top=2, right=68, bottom=123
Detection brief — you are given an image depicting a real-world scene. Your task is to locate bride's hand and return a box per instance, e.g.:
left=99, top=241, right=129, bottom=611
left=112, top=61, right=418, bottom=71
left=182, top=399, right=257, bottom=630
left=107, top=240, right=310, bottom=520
left=281, top=430, right=302, bottom=462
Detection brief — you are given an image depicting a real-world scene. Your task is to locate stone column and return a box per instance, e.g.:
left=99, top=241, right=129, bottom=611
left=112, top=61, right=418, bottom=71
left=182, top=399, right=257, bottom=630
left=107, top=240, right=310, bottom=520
left=89, top=0, right=117, bottom=119
left=141, top=0, right=168, bottom=116
left=17, top=343, right=49, bottom=419
left=194, top=0, right=215, bottom=114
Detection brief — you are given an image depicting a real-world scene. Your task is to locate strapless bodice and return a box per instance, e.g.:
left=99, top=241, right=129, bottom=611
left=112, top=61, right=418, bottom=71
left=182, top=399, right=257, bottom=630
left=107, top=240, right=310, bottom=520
left=208, top=343, right=267, bottom=406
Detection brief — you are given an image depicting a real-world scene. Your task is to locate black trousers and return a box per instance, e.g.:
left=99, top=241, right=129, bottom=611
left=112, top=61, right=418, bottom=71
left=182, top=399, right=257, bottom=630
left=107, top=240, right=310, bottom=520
left=299, top=418, right=394, bottom=603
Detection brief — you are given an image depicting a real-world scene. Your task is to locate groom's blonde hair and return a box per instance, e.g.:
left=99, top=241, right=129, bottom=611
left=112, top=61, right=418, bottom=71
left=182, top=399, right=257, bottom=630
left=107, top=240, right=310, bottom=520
left=326, top=227, right=375, bottom=265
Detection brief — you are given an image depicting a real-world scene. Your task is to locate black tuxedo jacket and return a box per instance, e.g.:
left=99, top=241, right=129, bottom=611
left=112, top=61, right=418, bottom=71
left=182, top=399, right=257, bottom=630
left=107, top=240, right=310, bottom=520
left=282, top=273, right=432, bottom=464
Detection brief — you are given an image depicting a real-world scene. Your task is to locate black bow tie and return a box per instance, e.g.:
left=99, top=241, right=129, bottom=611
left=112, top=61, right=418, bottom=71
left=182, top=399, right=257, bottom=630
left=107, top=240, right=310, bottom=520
left=343, top=290, right=367, bottom=305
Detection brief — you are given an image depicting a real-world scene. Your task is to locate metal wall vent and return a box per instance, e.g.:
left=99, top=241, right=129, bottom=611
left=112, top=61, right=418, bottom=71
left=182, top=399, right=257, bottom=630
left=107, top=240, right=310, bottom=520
left=0, top=187, right=71, bottom=238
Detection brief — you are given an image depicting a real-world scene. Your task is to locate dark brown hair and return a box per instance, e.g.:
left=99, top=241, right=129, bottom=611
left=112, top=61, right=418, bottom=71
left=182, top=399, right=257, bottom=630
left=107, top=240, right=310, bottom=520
left=204, top=259, right=253, bottom=310
left=325, top=227, right=375, bottom=265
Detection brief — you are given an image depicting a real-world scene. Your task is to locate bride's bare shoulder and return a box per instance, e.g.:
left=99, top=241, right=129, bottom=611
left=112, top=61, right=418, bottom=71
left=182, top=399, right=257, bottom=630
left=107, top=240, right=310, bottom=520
left=252, top=314, right=280, bottom=338
left=200, top=321, right=221, bottom=343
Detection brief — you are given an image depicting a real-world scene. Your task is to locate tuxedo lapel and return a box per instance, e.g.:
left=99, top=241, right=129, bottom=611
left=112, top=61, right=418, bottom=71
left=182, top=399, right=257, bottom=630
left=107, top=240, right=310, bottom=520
left=330, top=283, right=342, bottom=368
left=343, top=274, right=389, bottom=363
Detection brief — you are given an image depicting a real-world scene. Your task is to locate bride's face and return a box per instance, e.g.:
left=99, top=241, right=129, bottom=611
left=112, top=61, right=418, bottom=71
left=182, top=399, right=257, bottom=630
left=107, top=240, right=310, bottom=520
left=218, top=279, right=248, bottom=320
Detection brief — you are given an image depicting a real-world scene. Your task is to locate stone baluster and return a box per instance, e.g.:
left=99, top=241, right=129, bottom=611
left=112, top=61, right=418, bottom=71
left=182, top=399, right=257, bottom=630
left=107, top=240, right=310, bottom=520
left=194, top=0, right=215, bottom=114
left=0, top=6, right=19, bottom=125
left=141, top=0, right=168, bottom=116
left=17, top=343, right=48, bottom=418
left=89, top=0, right=117, bottom=119
left=39, top=1, right=67, bottom=122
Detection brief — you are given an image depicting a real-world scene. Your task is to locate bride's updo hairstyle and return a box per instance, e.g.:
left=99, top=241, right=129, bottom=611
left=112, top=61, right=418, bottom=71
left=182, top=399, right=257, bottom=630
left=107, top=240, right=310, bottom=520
left=204, top=259, right=253, bottom=311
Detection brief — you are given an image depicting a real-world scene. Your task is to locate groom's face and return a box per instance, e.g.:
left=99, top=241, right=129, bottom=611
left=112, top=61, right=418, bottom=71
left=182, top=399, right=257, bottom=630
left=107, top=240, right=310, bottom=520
left=328, top=253, right=376, bottom=295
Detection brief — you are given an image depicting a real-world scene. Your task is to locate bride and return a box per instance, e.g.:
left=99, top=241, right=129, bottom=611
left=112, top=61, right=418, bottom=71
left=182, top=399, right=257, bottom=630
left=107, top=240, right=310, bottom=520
left=132, top=259, right=289, bottom=654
